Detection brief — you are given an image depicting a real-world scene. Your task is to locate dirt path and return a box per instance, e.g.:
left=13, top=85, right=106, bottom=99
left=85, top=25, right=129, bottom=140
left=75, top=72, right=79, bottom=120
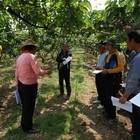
left=73, top=56, right=132, bottom=140
left=0, top=51, right=132, bottom=140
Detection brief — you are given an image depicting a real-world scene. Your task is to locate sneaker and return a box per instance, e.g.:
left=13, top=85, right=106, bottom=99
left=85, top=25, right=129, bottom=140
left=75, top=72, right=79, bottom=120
left=103, top=118, right=116, bottom=124
left=65, top=96, right=70, bottom=100
left=57, top=93, right=64, bottom=97
left=23, top=128, right=38, bottom=134
left=93, top=100, right=100, bottom=104
left=97, top=104, right=104, bottom=109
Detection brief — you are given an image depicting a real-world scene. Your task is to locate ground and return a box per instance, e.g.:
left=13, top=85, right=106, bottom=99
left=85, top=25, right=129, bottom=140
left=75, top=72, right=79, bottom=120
left=0, top=49, right=132, bottom=140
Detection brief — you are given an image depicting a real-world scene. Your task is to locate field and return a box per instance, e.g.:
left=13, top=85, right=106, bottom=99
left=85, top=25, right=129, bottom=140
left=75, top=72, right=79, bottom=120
left=0, top=48, right=131, bottom=140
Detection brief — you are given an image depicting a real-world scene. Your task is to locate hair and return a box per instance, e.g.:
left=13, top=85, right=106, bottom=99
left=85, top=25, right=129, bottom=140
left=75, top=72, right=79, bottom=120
left=24, top=45, right=36, bottom=50
left=127, top=31, right=140, bottom=43
left=62, top=43, right=69, bottom=47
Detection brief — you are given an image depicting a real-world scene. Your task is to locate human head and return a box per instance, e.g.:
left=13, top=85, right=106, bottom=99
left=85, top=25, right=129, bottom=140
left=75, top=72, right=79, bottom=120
left=106, top=39, right=117, bottom=52
left=24, top=45, right=36, bottom=54
left=127, top=31, right=140, bottom=51
left=19, top=39, right=37, bottom=54
left=97, top=41, right=106, bottom=53
left=62, top=43, right=69, bottom=52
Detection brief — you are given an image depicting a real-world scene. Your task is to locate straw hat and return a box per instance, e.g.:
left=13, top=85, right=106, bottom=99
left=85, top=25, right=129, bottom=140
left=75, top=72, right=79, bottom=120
left=18, top=39, right=37, bottom=50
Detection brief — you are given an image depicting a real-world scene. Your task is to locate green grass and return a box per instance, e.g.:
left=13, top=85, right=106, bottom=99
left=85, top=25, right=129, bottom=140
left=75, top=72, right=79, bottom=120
left=0, top=48, right=89, bottom=140
left=0, top=58, right=15, bottom=84
left=0, top=48, right=132, bottom=140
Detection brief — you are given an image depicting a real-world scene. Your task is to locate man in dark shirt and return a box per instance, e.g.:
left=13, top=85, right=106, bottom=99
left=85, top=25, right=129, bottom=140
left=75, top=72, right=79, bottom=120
left=56, top=44, right=72, bottom=100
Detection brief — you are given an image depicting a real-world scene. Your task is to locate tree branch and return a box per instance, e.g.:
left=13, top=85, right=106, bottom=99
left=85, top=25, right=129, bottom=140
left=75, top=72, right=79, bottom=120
left=7, top=6, right=48, bottom=29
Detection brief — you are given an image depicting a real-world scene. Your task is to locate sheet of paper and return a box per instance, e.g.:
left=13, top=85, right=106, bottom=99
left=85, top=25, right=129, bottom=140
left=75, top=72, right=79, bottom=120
left=92, top=70, right=102, bottom=74
left=129, top=93, right=140, bottom=107
left=111, top=96, right=132, bottom=113
left=14, top=90, right=22, bottom=104
left=120, top=83, right=126, bottom=88
left=63, top=57, right=72, bottom=65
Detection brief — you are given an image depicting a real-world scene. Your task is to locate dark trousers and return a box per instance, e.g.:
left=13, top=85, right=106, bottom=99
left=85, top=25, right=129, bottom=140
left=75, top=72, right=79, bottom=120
left=95, top=73, right=105, bottom=106
left=128, top=94, right=140, bottom=140
left=59, top=70, right=71, bottom=96
left=132, top=104, right=140, bottom=140
left=104, top=74, right=120, bottom=119
left=18, top=81, right=38, bottom=131
left=118, top=72, right=122, bottom=89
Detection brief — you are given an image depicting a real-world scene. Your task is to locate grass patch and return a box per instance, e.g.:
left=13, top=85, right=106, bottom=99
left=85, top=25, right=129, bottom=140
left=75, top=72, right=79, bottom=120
left=0, top=74, right=15, bottom=84
left=0, top=48, right=92, bottom=140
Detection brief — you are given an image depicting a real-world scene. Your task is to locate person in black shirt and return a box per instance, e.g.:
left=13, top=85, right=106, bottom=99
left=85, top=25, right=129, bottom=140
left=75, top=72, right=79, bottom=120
left=56, top=44, right=72, bottom=100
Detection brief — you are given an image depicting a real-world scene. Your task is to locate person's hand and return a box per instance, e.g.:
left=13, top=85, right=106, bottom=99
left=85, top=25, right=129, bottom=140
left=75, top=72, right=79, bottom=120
left=119, top=96, right=127, bottom=104
left=98, top=66, right=104, bottom=70
left=62, top=58, right=66, bottom=61
left=47, top=70, right=52, bottom=75
left=102, top=69, right=108, bottom=75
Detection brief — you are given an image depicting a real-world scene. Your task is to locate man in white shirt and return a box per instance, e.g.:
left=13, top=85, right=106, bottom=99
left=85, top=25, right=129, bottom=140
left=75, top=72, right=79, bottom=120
left=93, top=41, right=107, bottom=109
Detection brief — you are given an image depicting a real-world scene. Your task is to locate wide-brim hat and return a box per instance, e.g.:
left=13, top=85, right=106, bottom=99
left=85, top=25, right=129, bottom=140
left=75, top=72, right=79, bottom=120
left=105, top=39, right=117, bottom=48
left=18, top=39, right=37, bottom=50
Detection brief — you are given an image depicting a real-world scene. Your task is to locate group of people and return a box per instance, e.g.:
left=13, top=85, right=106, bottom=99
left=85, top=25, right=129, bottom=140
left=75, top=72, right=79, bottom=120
left=15, top=40, right=72, bottom=133
left=15, top=30, right=140, bottom=140
left=94, top=39, right=124, bottom=121
left=94, top=30, right=140, bottom=140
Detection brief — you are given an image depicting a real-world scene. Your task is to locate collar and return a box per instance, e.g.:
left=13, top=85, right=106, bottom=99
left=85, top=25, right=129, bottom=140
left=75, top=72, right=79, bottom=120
left=129, top=51, right=140, bottom=63
left=108, top=50, right=117, bottom=55
left=22, top=51, right=31, bottom=54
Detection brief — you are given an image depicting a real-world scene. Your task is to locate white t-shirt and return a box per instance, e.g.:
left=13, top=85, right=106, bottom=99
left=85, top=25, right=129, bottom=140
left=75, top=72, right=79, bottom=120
left=96, top=51, right=108, bottom=67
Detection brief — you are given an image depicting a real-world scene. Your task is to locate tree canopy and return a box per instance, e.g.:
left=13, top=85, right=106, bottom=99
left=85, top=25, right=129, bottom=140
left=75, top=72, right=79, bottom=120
left=0, top=0, right=140, bottom=58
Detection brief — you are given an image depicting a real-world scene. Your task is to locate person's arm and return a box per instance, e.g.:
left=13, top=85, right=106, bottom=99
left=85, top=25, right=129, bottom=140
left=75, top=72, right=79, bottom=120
left=30, top=54, right=51, bottom=76
left=56, top=52, right=63, bottom=62
left=119, top=57, right=140, bottom=103
left=107, top=52, right=124, bottom=73
left=65, top=51, right=72, bottom=64
left=67, top=51, right=72, bottom=57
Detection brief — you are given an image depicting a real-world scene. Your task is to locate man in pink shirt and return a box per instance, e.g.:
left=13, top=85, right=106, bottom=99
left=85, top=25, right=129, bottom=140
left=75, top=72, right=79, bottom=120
left=15, top=39, right=51, bottom=134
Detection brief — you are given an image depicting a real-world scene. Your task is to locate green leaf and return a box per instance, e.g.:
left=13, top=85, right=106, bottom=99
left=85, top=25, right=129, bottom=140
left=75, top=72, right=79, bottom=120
left=132, top=7, right=140, bottom=17
left=80, top=0, right=92, bottom=11
left=133, top=0, right=139, bottom=6
left=65, top=10, right=71, bottom=18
